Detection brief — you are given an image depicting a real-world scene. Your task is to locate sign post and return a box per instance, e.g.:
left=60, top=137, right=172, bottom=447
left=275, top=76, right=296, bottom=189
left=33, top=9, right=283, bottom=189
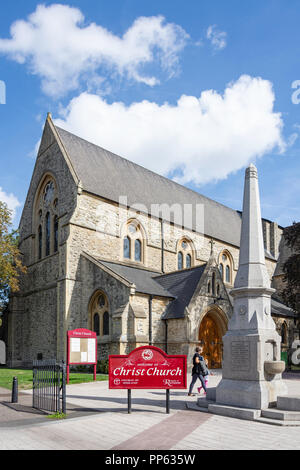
left=67, top=329, right=97, bottom=384
left=109, top=346, right=187, bottom=413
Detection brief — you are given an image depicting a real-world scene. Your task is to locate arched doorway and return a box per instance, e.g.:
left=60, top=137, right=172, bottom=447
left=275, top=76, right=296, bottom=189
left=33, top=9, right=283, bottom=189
left=199, top=312, right=224, bottom=369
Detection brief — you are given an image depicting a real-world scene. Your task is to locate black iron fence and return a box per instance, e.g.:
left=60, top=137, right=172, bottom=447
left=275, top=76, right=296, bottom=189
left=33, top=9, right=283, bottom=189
left=32, top=360, right=66, bottom=414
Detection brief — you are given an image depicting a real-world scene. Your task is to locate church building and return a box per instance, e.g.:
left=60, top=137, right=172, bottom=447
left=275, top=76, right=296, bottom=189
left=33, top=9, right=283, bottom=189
left=6, top=114, right=299, bottom=368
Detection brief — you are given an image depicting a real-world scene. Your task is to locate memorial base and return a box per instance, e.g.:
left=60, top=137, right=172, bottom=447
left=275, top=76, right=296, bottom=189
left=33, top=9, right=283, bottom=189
left=217, top=330, right=288, bottom=409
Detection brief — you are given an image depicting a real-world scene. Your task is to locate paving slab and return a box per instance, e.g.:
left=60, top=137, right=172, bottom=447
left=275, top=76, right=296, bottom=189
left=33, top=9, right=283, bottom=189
left=0, top=372, right=299, bottom=450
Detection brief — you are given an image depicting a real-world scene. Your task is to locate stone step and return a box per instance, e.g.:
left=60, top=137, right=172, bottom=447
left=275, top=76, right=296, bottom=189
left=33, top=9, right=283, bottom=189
left=261, top=408, right=300, bottom=421
left=206, top=387, right=216, bottom=401
left=185, top=402, right=209, bottom=413
left=197, top=397, right=214, bottom=408
left=255, top=417, right=300, bottom=427
left=208, top=403, right=261, bottom=421
left=277, top=396, right=300, bottom=412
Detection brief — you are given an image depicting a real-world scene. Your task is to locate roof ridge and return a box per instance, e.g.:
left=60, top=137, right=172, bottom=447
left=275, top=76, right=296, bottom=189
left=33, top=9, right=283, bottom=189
left=154, top=264, right=207, bottom=280
left=54, top=124, right=241, bottom=216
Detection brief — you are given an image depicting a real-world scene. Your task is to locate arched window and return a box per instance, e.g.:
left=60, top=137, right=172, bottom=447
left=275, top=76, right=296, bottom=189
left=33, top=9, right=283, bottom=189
left=90, top=292, right=110, bottom=337
left=45, top=212, right=50, bottom=257
left=103, top=311, right=109, bottom=336
left=177, top=239, right=194, bottom=270
left=281, top=323, right=288, bottom=345
left=54, top=216, right=58, bottom=253
left=34, top=177, right=58, bottom=261
left=219, top=263, right=224, bottom=279
left=219, top=251, right=233, bottom=285
left=124, top=237, right=131, bottom=259
left=178, top=252, right=183, bottom=270
left=212, top=272, right=216, bottom=296
left=122, top=220, right=145, bottom=264
left=135, top=239, right=142, bottom=262
left=38, top=226, right=42, bottom=260
left=186, top=254, right=191, bottom=269
left=93, top=313, right=100, bottom=336
left=208, top=281, right=211, bottom=294
left=226, top=265, right=230, bottom=283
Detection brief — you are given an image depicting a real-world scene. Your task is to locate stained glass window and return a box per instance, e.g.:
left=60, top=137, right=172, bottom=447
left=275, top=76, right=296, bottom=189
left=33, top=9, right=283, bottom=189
left=38, top=225, right=42, bottom=260
left=103, top=311, right=109, bottom=336
left=135, top=239, right=142, bottom=262
left=178, top=252, right=183, bottom=270
left=186, top=254, right=191, bottom=268
left=54, top=216, right=58, bottom=253
left=45, top=212, right=50, bottom=256
left=93, top=313, right=100, bottom=336
left=124, top=237, right=130, bottom=259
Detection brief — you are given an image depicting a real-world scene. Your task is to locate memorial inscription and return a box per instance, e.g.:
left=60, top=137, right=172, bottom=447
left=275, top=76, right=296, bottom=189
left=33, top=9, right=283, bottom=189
left=231, top=341, right=250, bottom=371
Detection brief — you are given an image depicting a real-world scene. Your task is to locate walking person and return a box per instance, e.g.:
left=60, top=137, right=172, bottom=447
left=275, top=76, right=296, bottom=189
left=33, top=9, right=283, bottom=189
left=187, top=346, right=208, bottom=396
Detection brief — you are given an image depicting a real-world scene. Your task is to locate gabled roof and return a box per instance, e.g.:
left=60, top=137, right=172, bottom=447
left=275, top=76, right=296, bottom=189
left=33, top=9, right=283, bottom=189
left=154, top=265, right=207, bottom=319
left=96, top=259, right=175, bottom=298
left=54, top=125, right=243, bottom=247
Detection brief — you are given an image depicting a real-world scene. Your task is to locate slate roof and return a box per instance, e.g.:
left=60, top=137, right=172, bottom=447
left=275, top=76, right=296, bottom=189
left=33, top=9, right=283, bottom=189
left=97, top=260, right=174, bottom=298
left=271, top=297, right=297, bottom=318
left=154, top=265, right=207, bottom=319
left=55, top=125, right=243, bottom=247
left=93, top=257, right=206, bottom=318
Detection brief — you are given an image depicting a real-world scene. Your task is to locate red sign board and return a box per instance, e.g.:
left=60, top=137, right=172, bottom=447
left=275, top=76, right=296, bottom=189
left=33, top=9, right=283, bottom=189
left=109, top=346, right=187, bottom=389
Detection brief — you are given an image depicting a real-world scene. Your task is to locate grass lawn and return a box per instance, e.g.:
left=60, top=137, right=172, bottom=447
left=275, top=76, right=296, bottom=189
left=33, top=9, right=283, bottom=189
left=0, top=367, right=108, bottom=390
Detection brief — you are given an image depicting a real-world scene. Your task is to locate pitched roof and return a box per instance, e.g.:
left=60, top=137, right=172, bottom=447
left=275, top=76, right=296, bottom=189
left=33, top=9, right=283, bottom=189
left=154, top=265, right=207, bottom=319
left=55, top=125, right=243, bottom=247
left=97, top=259, right=174, bottom=298
left=271, top=297, right=297, bottom=318
left=86, top=255, right=206, bottom=317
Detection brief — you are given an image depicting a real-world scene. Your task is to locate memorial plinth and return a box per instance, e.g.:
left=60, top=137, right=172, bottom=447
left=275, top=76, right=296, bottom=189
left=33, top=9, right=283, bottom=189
left=215, top=164, right=288, bottom=410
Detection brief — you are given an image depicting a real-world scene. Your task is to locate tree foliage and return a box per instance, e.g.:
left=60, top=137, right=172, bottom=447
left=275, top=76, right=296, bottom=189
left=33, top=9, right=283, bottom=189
left=281, top=221, right=300, bottom=314
left=0, top=201, right=26, bottom=312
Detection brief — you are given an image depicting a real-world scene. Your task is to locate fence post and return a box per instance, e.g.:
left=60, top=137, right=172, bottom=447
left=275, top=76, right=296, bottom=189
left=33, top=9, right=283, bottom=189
left=61, top=361, right=67, bottom=415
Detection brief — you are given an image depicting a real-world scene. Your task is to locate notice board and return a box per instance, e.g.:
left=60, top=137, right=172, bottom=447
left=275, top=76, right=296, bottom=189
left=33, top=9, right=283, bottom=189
left=67, top=329, right=97, bottom=365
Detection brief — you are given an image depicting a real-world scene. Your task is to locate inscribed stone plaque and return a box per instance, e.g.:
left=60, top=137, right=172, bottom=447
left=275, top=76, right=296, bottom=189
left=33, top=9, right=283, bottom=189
left=231, top=341, right=250, bottom=371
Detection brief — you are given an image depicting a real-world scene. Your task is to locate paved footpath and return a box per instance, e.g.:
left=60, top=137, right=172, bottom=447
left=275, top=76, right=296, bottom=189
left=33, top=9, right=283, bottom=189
left=0, top=372, right=300, bottom=450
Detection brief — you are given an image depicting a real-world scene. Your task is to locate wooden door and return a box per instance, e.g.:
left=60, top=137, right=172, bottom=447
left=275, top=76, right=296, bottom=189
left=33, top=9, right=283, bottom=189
left=199, top=314, right=222, bottom=369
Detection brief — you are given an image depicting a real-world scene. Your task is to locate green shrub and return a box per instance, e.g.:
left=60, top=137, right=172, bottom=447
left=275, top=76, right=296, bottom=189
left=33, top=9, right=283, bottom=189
left=97, top=359, right=109, bottom=374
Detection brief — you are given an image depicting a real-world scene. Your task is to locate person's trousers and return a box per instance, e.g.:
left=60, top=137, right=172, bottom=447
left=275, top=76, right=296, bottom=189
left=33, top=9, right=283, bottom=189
left=188, top=373, right=207, bottom=394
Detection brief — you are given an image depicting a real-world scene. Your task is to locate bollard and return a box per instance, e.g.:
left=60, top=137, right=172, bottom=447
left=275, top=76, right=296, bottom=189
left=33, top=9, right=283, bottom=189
left=11, top=376, right=18, bottom=403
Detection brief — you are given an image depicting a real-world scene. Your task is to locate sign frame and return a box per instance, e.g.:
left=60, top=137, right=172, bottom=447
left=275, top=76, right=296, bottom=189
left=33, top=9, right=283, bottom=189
left=109, top=346, right=187, bottom=414
left=67, top=328, right=97, bottom=384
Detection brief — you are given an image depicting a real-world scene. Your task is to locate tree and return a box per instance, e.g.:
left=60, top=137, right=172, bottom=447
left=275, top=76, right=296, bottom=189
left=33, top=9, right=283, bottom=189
left=281, top=222, right=300, bottom=315
left=0, top=201, right=26, bottom=313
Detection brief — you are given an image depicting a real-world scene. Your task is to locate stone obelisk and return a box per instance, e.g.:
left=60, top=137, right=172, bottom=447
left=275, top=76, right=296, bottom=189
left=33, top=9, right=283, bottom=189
left=216, top=164, right=287, bottom=410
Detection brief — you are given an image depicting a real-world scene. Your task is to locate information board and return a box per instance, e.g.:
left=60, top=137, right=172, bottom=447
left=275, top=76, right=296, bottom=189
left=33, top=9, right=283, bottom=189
left=109, top=346, right=187, bottom=390
left=67, top=329, right=97, bottom=383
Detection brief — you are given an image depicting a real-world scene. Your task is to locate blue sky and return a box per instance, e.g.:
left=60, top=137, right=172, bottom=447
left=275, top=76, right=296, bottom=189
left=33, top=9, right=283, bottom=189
left=0, top=0, right=299, bottom=229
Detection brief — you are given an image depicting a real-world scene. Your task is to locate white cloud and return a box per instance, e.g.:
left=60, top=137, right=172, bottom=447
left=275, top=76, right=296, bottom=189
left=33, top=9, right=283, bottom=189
left=206, top=25, right=227, bottom=51
left=54, top=75, right=286, bottom=185
left=0, top=4, right=189, bottom=97
left=0, top=188, right=21, bottom=219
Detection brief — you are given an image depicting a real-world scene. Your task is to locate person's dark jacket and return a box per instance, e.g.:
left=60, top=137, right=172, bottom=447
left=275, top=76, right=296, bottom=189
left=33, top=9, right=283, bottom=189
left=192, top=353, right=209, bottom=376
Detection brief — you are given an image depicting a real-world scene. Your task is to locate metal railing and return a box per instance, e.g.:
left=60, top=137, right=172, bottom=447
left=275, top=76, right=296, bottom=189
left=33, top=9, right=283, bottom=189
left=32, top=360, right=66, bottom=414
